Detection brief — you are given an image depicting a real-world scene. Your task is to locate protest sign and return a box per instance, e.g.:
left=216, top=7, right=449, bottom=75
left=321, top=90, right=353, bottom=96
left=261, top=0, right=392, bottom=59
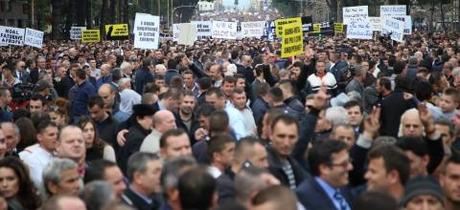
left=173, top=24, right=180, bottom=41
left=0, top=26, right=24, bottom=46
left=178, top=23, right=197, bottom=46
left=105, top=24, right=129, bottom=40
left=241, top=21, right=265, bottom=38
left=382, top=17, right=404, bottom=42
left=313, top=24, right=321, bottom=33
left=392, top=16, right=412, bottom=35
left=133, top=13, right=160, bottom=49
left=24, top=28, right=44, bottom=48
left=343, top=6, right=368, bottom=25
left=70, top=26, right=86, bottom=40
left=369, top=17, right=382, bottom=31
left=334, top=23, right=344, bottom=34
left=211, top=21, right=237, bottom=40
left=275, top=17, right=302, bottom=37
left=280, top=20, right=303, bottom=58
left=380, top=5, right=407, bottom=17
left=81, top=29, right=101, bottom=43
left=343, top=6, right=372, bottom=40
left=191, top=21, right=212, bottom=40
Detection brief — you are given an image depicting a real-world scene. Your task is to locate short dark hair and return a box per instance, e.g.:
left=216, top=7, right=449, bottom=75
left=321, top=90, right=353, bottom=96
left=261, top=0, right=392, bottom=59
left=222, top=76, right=237, bottom=85
left=393, top=60, right=407, bottom=74
left=198, top=77, right=212, bottom=90
left=178, top=167, right=216, bottom=210
left=209, top=110, right=229, bottom=134
left=343, top=100, right=362, bottom=113
left=269, top=87, right=284, bottom=102
left=270, top=114, right=299, bottom=133
left=353, top=190, right=398, bottom=210
left=36, top=119, right=57, bottom=134
left=160, top=128, right=188, bottom=148
left=207, top=134, right=235, bottom=161
left=84, top=159, right=118, bottom=183
left=206, top=87, right=225, bottom=98
left=396, top=137, right=428, bottom=158
left=88, top=96, right=105, bottom=109
left=443, top=87, right=460, bottom=103
left=162, top=87, right=183, bottom=101
left=378, top=77, right=392, bottom=91
left=196, top=103, right=215, bottom=118
left=30, top=94, right=46, bottom=106
left=368, top=145, right=410, bottom=185
left=76, top=68, right=86, bottom=80
left=308, top=140, right=349, bottom=176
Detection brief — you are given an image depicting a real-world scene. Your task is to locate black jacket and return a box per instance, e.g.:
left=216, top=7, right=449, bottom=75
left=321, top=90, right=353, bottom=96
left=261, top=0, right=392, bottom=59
left=121, top=188, right=161, bottom=210
left=118, top=122, right=151, bottom=174
left=379, top=90, right=417, bottom=137
left=296, top=178, right=354, bottom=210
left=266, top=145, right=309, bottom=188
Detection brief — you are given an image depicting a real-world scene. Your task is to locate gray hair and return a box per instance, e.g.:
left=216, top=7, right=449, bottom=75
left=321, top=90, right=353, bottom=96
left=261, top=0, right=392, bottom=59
left=325, top=106, right=349, bottom=126
left=43, top=158, right=78, bottom=193
left=82, top=181, right=115, bottom=210
left=120, top=62, right=132, bottom=72
left=127, top=152, right=161, bottom=181
left=452, top=67, right=460, bottom=77
left=235, top=167, right=271, bottom=204
left=0, top=122, right=20, bottom=135
left=118, top=78, right=131, bottom=87
left=160, top=156, right=197, bottom=193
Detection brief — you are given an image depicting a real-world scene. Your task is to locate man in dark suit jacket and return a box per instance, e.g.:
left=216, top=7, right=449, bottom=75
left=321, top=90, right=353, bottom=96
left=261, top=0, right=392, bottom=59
left=121, top=152, right=162, bottom=210
left=296, top=140, right=354, bottom=210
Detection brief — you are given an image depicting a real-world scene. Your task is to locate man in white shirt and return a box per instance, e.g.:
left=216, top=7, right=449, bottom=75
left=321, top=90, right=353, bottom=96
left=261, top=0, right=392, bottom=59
left=19, top=120, right=58, bottom=187
left=231, top=88, right=257, bottom=136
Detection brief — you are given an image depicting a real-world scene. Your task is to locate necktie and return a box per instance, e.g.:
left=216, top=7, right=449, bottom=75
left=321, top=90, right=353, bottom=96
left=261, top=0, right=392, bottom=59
left=333, top=190, right=349, bottom=210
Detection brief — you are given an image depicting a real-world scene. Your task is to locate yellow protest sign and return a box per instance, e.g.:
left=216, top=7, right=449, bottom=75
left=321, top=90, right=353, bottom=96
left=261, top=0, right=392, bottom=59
left=334, top=23, right=344, bottom=33
left=281, top=21, right=303, bottom=58
left=81, top=29, right=100, bottom=43
left=275, top=17, right=302, bottom=37
left=313, top=23, right=321, bottom=33
left=105, top=24, right=129, bottom=40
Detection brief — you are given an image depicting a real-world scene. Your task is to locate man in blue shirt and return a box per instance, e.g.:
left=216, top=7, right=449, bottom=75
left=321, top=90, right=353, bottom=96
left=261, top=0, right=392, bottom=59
left=296, top=140, right=353, bottom=210
left=69, top=68, right=97, bottom=123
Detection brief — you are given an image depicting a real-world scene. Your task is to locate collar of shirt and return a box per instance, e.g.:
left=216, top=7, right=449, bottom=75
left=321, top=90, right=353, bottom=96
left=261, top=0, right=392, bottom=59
left=129, top=186, right=153, bottom=205
left=315, top=177, right=337, bottom=200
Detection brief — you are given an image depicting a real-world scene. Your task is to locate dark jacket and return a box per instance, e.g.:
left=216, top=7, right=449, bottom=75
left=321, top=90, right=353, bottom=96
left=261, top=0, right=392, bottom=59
left=55, top=75, right=75, bottom=98
left=165, top=69, right=180, bottom=85
left=379, top=90, right=417, bottom=137
left=96, top=75, right=113, bottom=89
left=68, top=80, right=97, bottom=123
left=118, top=122, right=151, bottom=173
left=121, top=188, right=161, bottom=210
left=251, top=97, right=270, bottom=127
left=296, top=178, right=354, bottom=210
left=174, top=112, right=200, bottom=145
left=96, top=114, right=120, bottom=147
left=236, top=64, right=255, bottom=84
left=134, top=68, right=154, bottom=94
left=284, top=96, right=304, bottom=115
left=266, top=145, right=309, bottom=188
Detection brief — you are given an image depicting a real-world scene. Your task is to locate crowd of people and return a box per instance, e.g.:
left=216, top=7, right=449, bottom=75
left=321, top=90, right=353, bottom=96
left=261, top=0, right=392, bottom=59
left=0, top=30, right=459, bottom=210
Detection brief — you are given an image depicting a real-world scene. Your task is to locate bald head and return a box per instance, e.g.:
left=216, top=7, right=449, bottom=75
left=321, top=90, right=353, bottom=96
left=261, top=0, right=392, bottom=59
left=41, top=195, right=87, bottom=210
left=400, top=108, right=424, bottom=138
left=100, top=64, right=112, bottom=77
left=98, top=84, right=115, bottom=107
left=57, top=126, right=85, bottom=161
left=153, top=110, right=176, bottom=133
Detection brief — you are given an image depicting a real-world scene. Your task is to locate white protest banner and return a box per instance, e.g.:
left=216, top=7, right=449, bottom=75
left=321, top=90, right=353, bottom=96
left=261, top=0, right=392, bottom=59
left=24, top=28, right=44, bottom=48
left=241, top=21, right=266, bottom=38
left=173, top=24, right=180, bottom=42
left=382, top=17, right=404, bottom=42
left=211, top=21, right=237, bottom=40
left=392, top=16, right=412, bottom=35
left=178, top=23, right=197, bottom=46
left=0, top=26, right=24, bottom=46
left=133, top=13, right=160, bottom=49
left=343, top=6, right=368, bottom=25
left=70, top=26, right=86, bottom=40
left=191, top=21, right=212, bottom=39
left=369, top=17, right=382, bottom=31
left=346, top=19, right=373, bottom=40
left=380, top=5, right=406, bottom=17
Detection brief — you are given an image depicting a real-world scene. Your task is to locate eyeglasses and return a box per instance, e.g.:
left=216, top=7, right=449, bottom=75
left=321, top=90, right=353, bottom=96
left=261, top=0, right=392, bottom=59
left=329, top=158, right=353, bottom=168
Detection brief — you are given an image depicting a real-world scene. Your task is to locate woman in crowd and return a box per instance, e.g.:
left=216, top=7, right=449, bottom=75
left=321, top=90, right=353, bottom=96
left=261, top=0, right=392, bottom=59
left=78, top=116, right=116, bottom=163
left=0, top=157, right=41, bottom=210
